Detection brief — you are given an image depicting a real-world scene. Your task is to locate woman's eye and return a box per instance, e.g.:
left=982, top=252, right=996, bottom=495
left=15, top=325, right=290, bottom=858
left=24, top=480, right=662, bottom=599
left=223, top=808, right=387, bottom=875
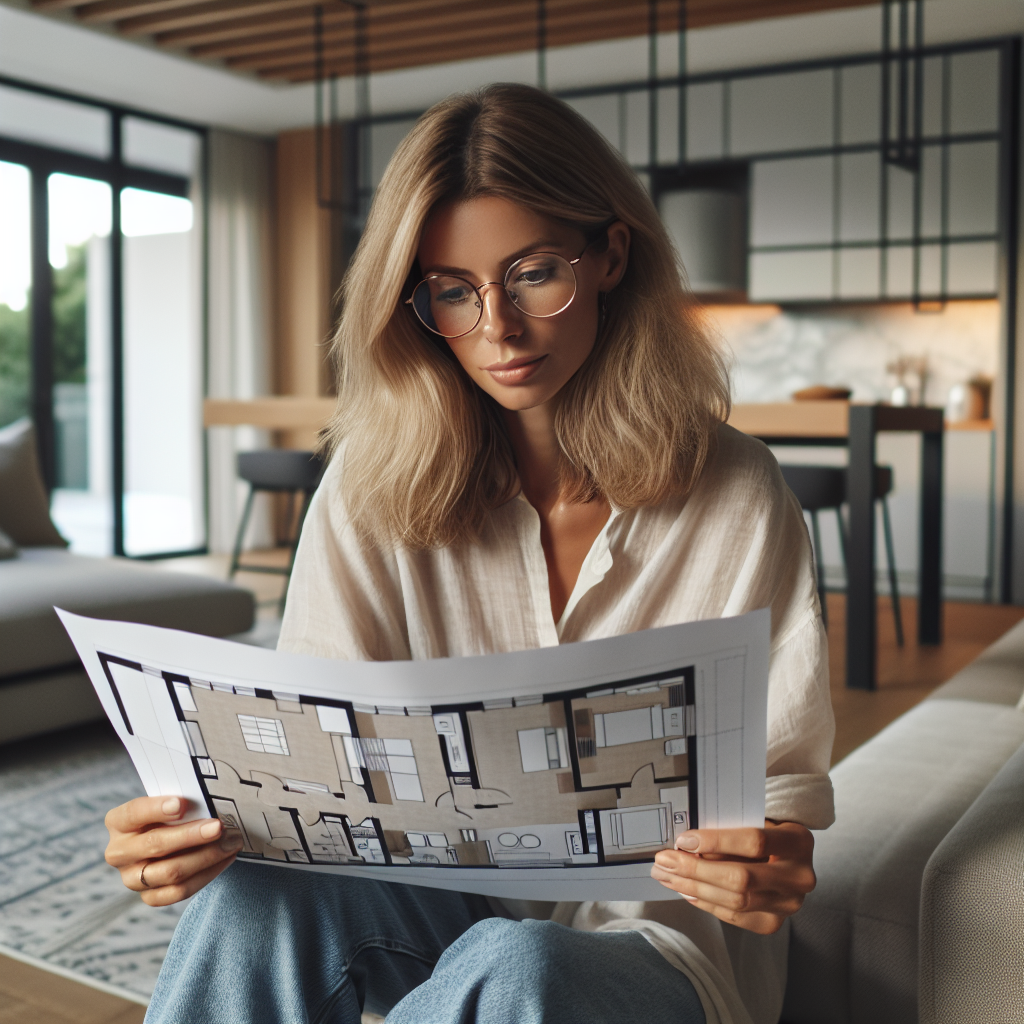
left=436, top=287, right=471, bottom=305
left=515, top=266, right=554, bottom=286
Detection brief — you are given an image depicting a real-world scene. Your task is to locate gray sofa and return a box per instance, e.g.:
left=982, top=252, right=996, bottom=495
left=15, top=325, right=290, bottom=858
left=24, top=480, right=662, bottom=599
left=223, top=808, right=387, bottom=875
left=784, top=619, right=1024, bottom=1024
left=0, top=547, right=255, bottom=745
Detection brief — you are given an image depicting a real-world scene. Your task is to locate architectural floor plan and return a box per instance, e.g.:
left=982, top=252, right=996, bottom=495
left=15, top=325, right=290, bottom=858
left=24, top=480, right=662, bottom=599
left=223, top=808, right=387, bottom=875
left=59, top=609, right=769, bottom=900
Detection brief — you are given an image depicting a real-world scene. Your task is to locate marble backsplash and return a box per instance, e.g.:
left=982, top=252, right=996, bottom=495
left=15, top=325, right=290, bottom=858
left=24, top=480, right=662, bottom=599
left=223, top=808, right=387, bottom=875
left=704, top=299, right=999, bottom=409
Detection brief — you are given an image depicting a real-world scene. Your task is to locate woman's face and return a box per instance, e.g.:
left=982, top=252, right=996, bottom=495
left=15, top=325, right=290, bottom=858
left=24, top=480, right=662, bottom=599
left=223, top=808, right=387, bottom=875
left=416, top=196, right=629, bottom=413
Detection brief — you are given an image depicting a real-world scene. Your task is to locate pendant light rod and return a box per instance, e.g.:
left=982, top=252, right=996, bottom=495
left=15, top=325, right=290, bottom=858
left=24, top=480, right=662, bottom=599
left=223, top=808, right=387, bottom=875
left=537, top=0, right=547, bottom=90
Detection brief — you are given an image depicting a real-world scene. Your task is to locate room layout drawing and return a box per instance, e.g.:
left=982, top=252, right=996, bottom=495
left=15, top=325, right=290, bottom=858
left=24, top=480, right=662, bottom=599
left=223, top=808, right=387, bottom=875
left=99, top=654, right=710, bottom=871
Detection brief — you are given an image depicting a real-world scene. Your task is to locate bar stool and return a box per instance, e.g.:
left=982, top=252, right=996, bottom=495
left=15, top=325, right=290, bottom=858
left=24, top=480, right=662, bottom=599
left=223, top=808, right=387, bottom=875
left=229, top=449, right=324, bottom=615
left=780, top=464, right=904, bottom=646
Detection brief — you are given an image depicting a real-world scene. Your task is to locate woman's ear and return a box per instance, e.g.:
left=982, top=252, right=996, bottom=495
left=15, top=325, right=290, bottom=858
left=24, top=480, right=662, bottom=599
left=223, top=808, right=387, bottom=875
left=598, top=221, right=631, bottom=292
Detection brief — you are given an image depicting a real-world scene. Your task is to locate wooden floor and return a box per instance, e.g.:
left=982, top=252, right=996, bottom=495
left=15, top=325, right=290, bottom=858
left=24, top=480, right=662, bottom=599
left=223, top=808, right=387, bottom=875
left=3, top=583, right=1021, bottom=1023
left=826, top=594, right=1024, bottom=764
left=0, top=954, right=146, bottom=1024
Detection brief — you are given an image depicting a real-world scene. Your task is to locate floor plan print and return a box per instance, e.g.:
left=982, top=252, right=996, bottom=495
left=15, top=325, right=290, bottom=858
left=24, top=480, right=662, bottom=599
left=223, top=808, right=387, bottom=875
left=102, top=655, right=699, bottom=871
left=59, top=607, right=769, bottom=900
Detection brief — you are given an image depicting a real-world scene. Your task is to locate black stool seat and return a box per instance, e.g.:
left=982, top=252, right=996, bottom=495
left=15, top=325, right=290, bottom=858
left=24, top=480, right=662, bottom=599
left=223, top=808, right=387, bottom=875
left=237, top=449, right=323, bottom=492
left=780, top=462, right=903, bottom=646
left=780, top=465, right=893, bottom=511
left=230, top=449, right=324, bottom=614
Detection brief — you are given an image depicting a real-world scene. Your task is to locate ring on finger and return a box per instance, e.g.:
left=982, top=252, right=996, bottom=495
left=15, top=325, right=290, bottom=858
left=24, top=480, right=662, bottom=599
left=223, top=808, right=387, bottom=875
left=139, top=862, right=153, bottom=889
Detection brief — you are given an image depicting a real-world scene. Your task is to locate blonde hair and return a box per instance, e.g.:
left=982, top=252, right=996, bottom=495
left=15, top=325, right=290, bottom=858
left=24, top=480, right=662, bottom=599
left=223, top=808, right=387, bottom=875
left=325, top=83, right=730, bottom=548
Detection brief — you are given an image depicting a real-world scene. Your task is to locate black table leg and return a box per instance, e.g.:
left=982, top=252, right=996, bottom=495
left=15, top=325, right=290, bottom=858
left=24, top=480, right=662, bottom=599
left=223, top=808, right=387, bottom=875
left=846, top=406, right=877, bottom=690
left=918, top=429, right=944, bottom=644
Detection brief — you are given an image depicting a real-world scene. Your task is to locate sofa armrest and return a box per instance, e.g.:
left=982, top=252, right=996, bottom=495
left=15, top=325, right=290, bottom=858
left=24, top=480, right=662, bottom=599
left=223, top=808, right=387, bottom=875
left=919, top=738, right=1024, bottom=1024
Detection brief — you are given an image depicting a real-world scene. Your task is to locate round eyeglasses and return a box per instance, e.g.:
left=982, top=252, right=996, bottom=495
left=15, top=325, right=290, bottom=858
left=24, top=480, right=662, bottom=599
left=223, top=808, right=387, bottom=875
left=406, top=249, right=584, bottom=339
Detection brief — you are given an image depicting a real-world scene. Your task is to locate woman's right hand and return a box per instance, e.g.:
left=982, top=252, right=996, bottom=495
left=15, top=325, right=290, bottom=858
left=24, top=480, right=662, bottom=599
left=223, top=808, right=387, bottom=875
left=104, top=796, right=243, bottom=906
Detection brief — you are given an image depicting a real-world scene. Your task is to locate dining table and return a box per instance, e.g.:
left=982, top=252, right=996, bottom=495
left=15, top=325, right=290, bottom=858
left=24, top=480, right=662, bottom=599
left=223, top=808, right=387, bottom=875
left=205, top=397, right=947, bottom=692
left=728, top=401, right=945, bottom=691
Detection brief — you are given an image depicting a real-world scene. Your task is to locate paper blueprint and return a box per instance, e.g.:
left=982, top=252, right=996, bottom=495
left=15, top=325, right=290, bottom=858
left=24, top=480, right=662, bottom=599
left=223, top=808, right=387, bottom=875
left=58, top=608, right=769, bottom=901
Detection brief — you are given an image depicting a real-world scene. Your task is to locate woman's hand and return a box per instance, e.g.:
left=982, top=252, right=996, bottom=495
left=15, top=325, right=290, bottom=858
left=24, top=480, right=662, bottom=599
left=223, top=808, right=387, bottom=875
left=104, top=796, right=243, bottom=907
left=651, top=820, right=815, bottom=935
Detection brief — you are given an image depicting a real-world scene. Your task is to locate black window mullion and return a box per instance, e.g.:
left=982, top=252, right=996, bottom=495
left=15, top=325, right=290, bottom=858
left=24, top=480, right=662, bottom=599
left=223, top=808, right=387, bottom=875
left=111, top=111, right=125, bottom=557
left=29, top=166, right=55, bottom=492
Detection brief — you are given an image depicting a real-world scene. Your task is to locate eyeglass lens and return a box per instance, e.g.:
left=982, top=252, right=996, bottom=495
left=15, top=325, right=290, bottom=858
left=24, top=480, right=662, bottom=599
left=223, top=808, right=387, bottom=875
left=411, top=252, right=577, bottom=338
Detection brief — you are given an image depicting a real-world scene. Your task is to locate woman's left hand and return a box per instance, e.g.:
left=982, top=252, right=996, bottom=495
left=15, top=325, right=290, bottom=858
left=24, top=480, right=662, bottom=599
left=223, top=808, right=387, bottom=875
left=651, top=819, right=816, bottom=935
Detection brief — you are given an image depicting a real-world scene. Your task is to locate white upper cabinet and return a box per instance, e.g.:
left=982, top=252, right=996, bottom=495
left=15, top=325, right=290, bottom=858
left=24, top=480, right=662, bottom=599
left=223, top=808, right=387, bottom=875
left=744, top=44, right=1003, bottom=302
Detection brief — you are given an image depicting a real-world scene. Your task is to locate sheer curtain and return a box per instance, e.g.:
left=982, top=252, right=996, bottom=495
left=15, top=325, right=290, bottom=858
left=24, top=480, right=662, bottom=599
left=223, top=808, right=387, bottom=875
left=206, top=129, right=274, bottom=555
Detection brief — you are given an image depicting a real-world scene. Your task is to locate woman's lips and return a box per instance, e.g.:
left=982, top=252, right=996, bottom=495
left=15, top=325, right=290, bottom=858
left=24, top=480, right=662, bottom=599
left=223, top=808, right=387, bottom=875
left=483, top=354, right=546, bottom=385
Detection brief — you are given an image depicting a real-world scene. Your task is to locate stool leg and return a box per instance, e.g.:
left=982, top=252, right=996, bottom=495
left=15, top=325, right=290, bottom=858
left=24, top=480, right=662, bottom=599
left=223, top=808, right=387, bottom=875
left=279, top=489, right=315, bottom=617
left=881, top=496, right=905, bottom=647
left=229, top=486, right=257, bottom=579
left=836, top=506, right=848, bottom=570
left=810, top=510, right=827, bottom=628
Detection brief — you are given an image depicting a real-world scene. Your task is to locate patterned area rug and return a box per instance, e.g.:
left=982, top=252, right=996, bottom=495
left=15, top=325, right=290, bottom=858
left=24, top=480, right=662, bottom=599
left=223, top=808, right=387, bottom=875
left=0, top=721, right=183, bottom=1004
left=0, top=618, right=283, bottom=1005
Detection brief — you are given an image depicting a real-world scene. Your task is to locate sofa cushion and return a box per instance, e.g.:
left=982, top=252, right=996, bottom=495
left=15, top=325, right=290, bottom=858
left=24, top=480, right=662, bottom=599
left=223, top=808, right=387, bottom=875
left=919, top=739, right=1024, bottom=1024
left=926, top=618, right=1024, bottom=708
left=0, top=419, right=68, bottom=547
left=783, top=698, right=1024, bottom=1024
left=0, top=548, right=255, bottom=678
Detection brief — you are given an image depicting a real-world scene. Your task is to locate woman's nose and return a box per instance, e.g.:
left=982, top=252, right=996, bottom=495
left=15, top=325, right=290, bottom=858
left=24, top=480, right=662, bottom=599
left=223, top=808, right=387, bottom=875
left=478, top=283, right=523, bottom=343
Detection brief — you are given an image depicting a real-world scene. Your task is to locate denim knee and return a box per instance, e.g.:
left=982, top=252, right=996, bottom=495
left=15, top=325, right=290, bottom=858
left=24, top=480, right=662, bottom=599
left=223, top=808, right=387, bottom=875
left=387, top=916, right=706, bottom=1024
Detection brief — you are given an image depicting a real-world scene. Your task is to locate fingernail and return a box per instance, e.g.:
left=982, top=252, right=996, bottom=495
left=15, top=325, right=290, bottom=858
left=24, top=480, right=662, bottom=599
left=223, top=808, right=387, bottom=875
left=162, top=798, right=181, bottom=816
left=220, top=832, right=243, bottom=852
left=200, top=820, right=222, bottom=839
left=676, top=833, right=699, bottom=852
left=680, top=893, right=698, bottom=902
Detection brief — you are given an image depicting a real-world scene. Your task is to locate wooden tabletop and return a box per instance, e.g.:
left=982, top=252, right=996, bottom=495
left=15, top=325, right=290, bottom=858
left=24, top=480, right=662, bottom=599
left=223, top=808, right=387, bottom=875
left=203, top=397, right=988, bottom=437
left=204, top=396, right=336, bottom=430
left=728, top=401, right=948, bottom=438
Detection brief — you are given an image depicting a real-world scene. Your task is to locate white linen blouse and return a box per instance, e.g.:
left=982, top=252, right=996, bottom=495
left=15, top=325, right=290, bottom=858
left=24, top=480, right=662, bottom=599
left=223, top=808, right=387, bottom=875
left=279, top=422, right=835, bottom=1024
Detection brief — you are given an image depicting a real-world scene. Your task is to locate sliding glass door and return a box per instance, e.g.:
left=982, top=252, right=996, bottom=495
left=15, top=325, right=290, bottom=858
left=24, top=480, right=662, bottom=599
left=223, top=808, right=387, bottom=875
left=0, top=78, right=206, bottom=558
left=121, top=185, right=203, bottom=556
left=47, top=172, right=113, bottom=554
left=0, top=160, right=30, bottom=430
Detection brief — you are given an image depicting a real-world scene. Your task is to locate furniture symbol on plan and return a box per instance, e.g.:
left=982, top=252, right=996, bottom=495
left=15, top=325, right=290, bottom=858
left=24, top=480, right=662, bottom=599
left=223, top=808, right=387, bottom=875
left=780, top=464, right=904, bottom=647
left=229, top=449, right=324, bottom=614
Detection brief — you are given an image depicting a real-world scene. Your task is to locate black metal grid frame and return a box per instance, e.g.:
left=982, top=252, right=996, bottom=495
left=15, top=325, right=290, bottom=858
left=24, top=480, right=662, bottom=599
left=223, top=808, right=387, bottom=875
left=0, top=73, right=209, bottom=560
left=344, top=34, right=1020, bottom=604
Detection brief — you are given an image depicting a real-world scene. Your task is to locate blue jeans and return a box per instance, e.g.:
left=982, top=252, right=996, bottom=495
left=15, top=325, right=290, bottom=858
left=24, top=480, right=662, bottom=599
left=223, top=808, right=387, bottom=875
left=145, top=861, right=707, bottom=1024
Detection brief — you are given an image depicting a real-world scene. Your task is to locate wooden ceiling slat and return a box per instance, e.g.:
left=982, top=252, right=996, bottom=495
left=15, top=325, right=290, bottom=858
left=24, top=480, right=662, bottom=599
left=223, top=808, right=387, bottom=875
left=75, top=0, right=214, bottom=23
left=154, top=5, right=349, bottom=48
left=228, top=0, right=659, bottom=74
left=32, top=0, right=95, bottom=11
left=117, top=0, right=338, bottom=36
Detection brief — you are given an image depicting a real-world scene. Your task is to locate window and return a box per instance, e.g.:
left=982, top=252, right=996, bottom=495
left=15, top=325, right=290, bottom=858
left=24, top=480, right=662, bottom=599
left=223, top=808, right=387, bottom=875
left=0, top=76, right=205, bottom=556
left=237, top=714, right=289, bottom=756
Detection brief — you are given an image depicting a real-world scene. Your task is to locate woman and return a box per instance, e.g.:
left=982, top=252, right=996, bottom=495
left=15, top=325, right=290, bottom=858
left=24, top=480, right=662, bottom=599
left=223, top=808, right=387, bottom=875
left=104, top=84, right=834, bottom=1024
